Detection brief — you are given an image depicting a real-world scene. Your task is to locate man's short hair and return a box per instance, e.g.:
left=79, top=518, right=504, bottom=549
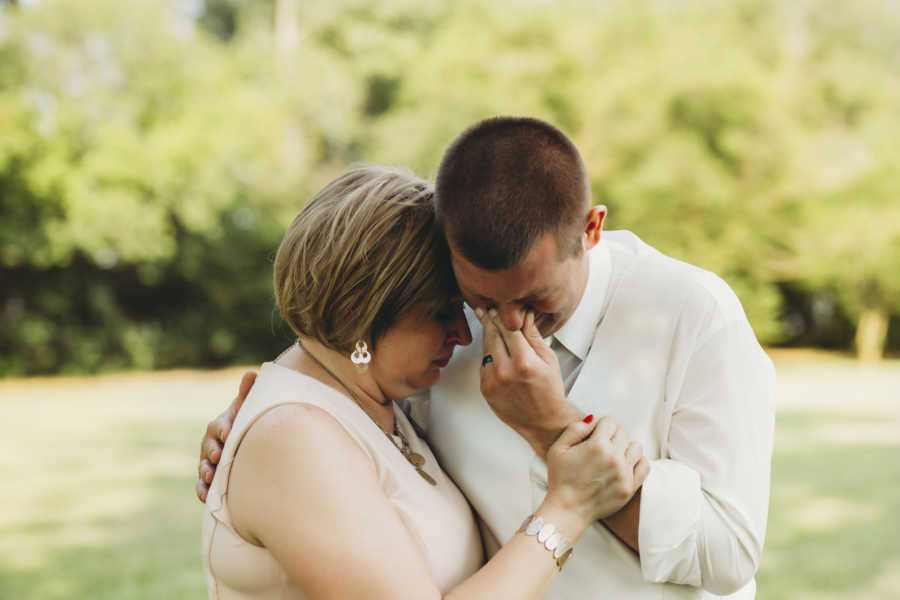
left=274, top=166, right=456, bottom=351
left=435, top=116, right=590, bottom=270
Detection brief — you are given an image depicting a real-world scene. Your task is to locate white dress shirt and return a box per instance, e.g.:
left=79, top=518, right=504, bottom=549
left=548, top=234, right=612, bottom=392
left=409, top=230, right=776, bottom=599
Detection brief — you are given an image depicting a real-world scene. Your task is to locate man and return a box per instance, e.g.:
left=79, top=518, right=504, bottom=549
left=198, top=117, right=776, bottom=598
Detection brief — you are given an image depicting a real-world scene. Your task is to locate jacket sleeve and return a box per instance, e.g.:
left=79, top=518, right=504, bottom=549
left=638, top=320, right=776, bottom=595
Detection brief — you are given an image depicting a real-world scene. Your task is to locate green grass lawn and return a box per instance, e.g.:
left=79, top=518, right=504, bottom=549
left=1, top=353, right=898, bottom=599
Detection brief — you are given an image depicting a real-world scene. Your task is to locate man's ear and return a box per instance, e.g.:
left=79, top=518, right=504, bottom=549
left=582, top=205, right=607, bottom=251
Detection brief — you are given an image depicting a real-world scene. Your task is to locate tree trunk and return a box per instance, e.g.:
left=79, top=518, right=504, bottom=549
left=275, top=0, right=299, bottom=74
left=855, top=307, right=888, bottom=362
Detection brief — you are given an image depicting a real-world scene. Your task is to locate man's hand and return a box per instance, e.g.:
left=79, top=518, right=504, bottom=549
left=196, top=370, right=256, bottom=503
left=475, top=308, right=581, bottom=456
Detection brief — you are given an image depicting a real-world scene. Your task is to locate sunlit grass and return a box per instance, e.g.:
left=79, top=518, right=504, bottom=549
left=1, top=354, right=898, bottom=599
left=757, top=351, right=900, bottom=600
left=0, top=369, right=243, bottom=599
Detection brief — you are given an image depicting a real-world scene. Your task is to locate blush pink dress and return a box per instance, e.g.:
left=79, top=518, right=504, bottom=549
left=202, top=362, right=484, bottom=599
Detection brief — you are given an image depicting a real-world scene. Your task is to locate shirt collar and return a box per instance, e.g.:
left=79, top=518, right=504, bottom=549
left=549, top=241, right=612, bottom=361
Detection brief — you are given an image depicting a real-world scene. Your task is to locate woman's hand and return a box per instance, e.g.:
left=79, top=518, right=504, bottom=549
left=543, top=416, right=650, bottom=528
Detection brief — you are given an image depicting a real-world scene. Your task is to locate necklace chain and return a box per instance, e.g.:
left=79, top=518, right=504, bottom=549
left=293, top=339, right=437, bottom=486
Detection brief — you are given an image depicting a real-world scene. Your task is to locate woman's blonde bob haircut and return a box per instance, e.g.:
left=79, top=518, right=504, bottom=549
left=274, top=165, right=456, bottom=353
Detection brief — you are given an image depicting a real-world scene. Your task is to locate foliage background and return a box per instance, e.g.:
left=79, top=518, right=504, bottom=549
left=2, top=0, right=899, bottom=376
left=2, top=3, right=899, bottom=600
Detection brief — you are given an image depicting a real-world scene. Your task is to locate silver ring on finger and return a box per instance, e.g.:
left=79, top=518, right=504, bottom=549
left=481, top=354, right=494, bottom=367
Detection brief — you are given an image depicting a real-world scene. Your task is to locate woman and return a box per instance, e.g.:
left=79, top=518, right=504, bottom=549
left=202, top=166, right=646, bottom=599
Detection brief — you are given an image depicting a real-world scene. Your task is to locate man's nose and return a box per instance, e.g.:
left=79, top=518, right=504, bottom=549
left=497, top=305, right=526, bottom=331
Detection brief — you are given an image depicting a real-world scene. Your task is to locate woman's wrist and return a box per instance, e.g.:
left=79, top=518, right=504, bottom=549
left=533, top=496, right=591, bottom=544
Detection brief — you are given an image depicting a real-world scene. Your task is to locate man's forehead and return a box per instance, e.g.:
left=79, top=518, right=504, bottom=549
left=458, top=280, right=552, bottom=304
left=450, top=248, right=558, bottom=303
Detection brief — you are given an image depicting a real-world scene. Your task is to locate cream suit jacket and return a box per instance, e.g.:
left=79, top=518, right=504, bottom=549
left=410, top=231, right=776, bottom=599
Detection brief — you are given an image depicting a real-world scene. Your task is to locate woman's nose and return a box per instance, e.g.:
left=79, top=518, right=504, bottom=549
left=447, top=310, right=472, bottom=346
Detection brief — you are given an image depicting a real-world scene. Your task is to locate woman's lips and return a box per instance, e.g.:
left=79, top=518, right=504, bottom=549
left=432, top=355, right=453, bottom=367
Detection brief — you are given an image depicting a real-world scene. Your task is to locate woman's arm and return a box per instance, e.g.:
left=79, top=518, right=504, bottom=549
left=229, top=403, right=440, bottom=598
left=228, top=404, right=637, bottom=600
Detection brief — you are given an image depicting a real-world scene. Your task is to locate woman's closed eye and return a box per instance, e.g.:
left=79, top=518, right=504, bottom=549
left=436, top=300, right=465, bottom=321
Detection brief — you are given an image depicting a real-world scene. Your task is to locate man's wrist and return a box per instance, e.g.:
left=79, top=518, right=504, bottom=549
left=519, top=405, right=583, bottom=457
left=601, top=487, right=642, bottom=554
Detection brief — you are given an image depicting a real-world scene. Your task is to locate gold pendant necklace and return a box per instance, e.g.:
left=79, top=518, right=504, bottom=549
left=297, top=340, right=437, bottom=486
left=386, top=426, right=437, bottom=486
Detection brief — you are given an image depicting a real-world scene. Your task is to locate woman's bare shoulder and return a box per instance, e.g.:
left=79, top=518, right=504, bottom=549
left=226, top=399, right=442, bottom=600
left=228, top=401, right=375, bottom=541
left=239, top=401, right=368, bottom=472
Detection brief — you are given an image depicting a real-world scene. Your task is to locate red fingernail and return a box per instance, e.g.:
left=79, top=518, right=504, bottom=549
left=582, top=414, right=594, bottom=424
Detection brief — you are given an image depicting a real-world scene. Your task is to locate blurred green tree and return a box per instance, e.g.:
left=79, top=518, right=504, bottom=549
left=768, top=0, right=900, bottom=360
left=789, top=167, right=900, bottom=361
left=0, top=0, right=362, bottom=374
left=1, top=0, right=899, bottom=374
